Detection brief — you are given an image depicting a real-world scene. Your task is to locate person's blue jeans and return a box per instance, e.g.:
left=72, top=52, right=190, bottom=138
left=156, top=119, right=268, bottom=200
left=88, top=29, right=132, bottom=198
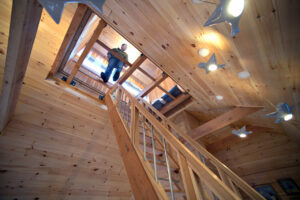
left=103, top=57, right=124, bottom=80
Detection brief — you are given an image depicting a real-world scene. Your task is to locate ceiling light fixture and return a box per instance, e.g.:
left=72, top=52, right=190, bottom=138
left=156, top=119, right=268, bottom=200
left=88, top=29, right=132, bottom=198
left=204, top=0, right=245, bottom=37
left=198, top=53, right=225, bottom=74
left=216, top=95, right=223, bottom=100
left=38, top=0, right=107, bottom=24
left=266, top=103, right=294, bottom=123
left=198, top=48, right=210, bottom=57
left=232, top=126, right=252, bottom=138
left=227, top=0, right=245, bottom=17
left=208, top=64, right=218, bottom=71
left=284, top=113, right=293, bottom=121
left=238, top=70, right=250, bottom=79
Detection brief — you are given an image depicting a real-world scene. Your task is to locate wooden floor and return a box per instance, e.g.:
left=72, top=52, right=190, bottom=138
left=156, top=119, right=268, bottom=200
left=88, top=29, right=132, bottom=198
left=0, top=1, right=131, bottom=199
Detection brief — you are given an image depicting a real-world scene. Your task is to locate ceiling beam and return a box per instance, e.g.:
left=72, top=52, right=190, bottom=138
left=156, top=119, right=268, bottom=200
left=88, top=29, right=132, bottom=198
left=136, top=67, right=176, bottom=99
left=189, top=106, right=264, bottom=140
left=50, top=4, right=92, bottom=75
left=67, top=19, right=107, bottom=84
left=165, top=97, right=194, bottom=119
left=0, top=0, right=42, bottom=132
left=117, top=54, right=147, bottom=84
left=136, top=73, right=168, bottom=98
left=160, top=94, right=192, bottom=114
left=206, top=125, right=274, bottom=153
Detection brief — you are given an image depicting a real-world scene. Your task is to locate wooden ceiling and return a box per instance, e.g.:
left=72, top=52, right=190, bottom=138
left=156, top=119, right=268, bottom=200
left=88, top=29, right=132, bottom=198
left=98, top=0, right=300, bottom=132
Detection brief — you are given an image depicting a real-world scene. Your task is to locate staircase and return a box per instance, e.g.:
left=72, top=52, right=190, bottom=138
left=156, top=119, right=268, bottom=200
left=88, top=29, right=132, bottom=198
left=106, top=84, right=265, bottom=200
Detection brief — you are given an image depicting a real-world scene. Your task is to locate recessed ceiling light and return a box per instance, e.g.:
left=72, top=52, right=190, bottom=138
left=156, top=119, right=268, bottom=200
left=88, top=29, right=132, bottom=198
left=198, top=48, right=210, bottom=57
left=238, top=71, right=250, bottom=79
left=227, top=0, right=245, bottom=17
left=216, top=95, right=223, bottom=100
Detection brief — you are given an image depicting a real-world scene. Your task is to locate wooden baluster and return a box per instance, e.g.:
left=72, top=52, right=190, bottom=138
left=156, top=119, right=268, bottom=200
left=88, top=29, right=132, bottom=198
left=177, top=152, right=198, bottom=200
left=216, top=166, right=231, bottom=187
left=228, top=178, right=242, bottom=199
left=130, top=103, right=139, bottom=146
left=189, top=167, right=205, bottom=200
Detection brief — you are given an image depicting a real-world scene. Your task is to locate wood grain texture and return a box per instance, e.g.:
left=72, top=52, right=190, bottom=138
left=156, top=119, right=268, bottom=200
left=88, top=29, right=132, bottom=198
left=189, top=106, right=263, bottom=140
left=105, top=93, right=160, bottom=200
left=0, top=0, right=42, bottom=132
left=67, top=19, right=107, bottom=84
left=50, top=4, right=91, bottom=75
left=0, top=2, right=131, bottom=199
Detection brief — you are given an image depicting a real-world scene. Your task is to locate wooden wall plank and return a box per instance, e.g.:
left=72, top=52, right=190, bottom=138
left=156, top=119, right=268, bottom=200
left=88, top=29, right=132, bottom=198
left=0, top=0, right=42, bottom=132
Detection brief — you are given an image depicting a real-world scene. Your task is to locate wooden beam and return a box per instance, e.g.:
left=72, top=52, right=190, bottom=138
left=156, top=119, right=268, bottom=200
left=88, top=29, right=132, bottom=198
left=67, top=19, right=107, bottom=84
left=206, top=125, right=274, bottom=153
left=136, top=73, right=168, bottom=98
left=95, top=40, right=132, bottom=67
left=159, top=94, right=192, bottom=114
left=136, top=67, right=176, bottom=99
left=105, top=94, right=160, bottom=200
left=0, top=0, right=42, bottom=132
left=117, top=54, right=147, bottom=84
left=189, top=106, right=264, bottom=140
left=165, top=97, right=194, bottom=118
left=177, top=152, right=197, bottom=200
left=50, top=4, right=92, bottom=75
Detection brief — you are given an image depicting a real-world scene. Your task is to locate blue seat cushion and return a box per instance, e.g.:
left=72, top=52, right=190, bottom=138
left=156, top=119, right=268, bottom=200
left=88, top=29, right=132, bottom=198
left=152, top=100, right=165, bottom=110
left=162, top=85, right=182, bottom=103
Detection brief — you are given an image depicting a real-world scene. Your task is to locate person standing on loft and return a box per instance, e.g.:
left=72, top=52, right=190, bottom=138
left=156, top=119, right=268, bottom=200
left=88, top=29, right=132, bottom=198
left=100, top=43, right=128, bottom=83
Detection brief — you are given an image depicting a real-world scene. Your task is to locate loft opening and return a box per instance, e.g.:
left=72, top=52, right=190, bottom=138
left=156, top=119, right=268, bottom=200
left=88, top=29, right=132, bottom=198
left=47, top=4, right=192, bottom=117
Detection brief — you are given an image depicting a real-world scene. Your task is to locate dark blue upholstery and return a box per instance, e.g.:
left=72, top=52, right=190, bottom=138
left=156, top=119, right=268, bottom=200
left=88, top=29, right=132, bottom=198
left=152, top=85, right=184, bottom=110
left=161, top=85, right=182, bottom=103
left=152, top=100, right=164, bottom=110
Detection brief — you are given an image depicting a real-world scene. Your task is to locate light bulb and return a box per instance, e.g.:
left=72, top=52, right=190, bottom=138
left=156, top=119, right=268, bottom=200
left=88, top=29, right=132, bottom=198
left=216, top=95, right=223, bottom=100
left=239, top=133, right=247, bottom=138
left=284, top=113, right=293, bottom=121
left=208, top=64, right=218, bottom=71
left=227, top=0, right=245, bottom=17
left=198, top=48, right=210, bottom=57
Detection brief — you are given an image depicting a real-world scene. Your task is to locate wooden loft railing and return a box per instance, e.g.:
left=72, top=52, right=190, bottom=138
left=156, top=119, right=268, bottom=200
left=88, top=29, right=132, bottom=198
left=106, top=84, right=265, bottom=200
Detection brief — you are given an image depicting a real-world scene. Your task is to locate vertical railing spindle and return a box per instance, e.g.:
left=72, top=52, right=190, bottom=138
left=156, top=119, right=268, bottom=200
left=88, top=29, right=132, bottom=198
left=151, top=125, right=158, bottom=182
left=162, top=137, right=174, bottom=200
left=142, top=116, right=147, bottom=161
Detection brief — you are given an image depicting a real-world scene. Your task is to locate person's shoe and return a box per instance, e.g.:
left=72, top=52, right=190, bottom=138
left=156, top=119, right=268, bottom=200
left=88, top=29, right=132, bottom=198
left=101, top=72, right=108, bottom=83
left=113, top=71, right=120, bottom=81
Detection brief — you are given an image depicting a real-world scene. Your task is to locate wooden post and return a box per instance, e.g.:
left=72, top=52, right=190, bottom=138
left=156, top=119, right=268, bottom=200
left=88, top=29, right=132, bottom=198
left=66, top=19, right=107, bottom=84
left=50, top=4, right=92, bottom=75
left=189, top=167, right=205, bottom=200
left=177, top=152, right=198, bottom=200
left=0, top=0, right=42, bottom=132
left=136, top=73, right=168, bottom=98
left=130, top=104, right=140, bottom=147
left=117, top=54, right=147, bottom=84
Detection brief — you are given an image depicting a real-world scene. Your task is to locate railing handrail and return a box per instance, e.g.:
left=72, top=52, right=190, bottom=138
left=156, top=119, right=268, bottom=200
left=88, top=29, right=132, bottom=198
left=112, top=84, right=241, bottom=200
left=136, top=92, right=264, bottom=200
